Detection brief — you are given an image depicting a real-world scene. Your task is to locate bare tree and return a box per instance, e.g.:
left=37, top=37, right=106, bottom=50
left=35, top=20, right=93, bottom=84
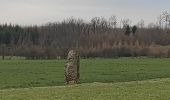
left=162, top=11, right=170, bottom=29
left=122, top=19, right=131, bottom=28
left=148, top=23, right=156, bottom=28
left=137, top=19, right=145, bottom=28
left=157, top=14, right=163, bottom=29
left=109, top=15, right=117, bottom=29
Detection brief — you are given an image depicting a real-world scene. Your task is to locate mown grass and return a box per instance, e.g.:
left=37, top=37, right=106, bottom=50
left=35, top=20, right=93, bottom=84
left=0, top=58, right=170, bottom=89
left=1, top=78, right=170, bottom=100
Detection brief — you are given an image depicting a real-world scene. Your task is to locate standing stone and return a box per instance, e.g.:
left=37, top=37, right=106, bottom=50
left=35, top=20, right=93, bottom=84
left=65, top=50, right=80, bottom=85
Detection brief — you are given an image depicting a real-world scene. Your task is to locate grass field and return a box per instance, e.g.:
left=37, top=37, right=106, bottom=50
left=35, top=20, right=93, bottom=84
left=1, top=58, right=170, bottom=100
left=0, top=58, right=170, bottom=89
left=0, top=78, right=170, bottom=100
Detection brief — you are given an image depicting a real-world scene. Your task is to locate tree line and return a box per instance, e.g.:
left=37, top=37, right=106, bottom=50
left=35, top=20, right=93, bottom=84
left=1, top=12, right=170, bottom=59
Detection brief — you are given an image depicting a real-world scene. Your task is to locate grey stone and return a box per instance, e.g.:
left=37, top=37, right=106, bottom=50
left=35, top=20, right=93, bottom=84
left=65, top=50, right=80, bottom=84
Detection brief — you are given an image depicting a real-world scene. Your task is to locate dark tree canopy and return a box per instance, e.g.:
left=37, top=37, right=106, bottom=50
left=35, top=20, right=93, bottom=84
left=124, top=25, right=131, bottom=36
left=132, top=25, right=137, bottom=35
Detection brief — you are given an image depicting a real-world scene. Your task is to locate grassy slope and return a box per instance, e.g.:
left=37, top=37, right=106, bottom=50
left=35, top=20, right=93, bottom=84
left=0, top=78, right=170, bottom=100
left=1, top=58, right=170, bottom=89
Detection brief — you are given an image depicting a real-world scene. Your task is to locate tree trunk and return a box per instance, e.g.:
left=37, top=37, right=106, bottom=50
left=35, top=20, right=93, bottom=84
left=2, top=45, right=5, bottom=60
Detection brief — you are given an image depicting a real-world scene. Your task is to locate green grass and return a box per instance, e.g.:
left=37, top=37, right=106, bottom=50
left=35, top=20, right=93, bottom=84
left=0, top=56, right=25, bottom=60
left=1, top=58, right=170, bottom=89
left=1, top=78, right=170, bottom=100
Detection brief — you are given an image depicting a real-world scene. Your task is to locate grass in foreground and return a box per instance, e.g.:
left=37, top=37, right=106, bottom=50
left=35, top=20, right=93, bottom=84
left=0, top=78, right=170, bottom=100
left=1, top=58, right=170, bottom=89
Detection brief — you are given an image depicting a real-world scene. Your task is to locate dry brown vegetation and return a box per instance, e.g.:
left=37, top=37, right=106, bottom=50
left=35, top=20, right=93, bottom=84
left=1, top=13, right=170, bottom=59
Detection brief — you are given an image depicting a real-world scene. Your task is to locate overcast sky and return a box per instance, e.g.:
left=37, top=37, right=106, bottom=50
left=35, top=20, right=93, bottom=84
left=0, top=0, right=169, bottom=25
